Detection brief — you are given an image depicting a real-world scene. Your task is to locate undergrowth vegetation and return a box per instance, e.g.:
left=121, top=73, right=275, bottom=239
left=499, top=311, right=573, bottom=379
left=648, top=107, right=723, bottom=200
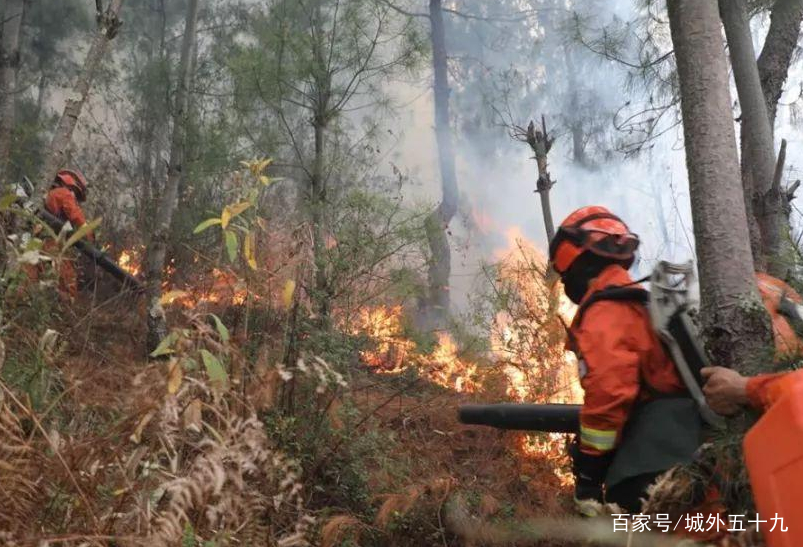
left=0, top=159, right=582, bottom=547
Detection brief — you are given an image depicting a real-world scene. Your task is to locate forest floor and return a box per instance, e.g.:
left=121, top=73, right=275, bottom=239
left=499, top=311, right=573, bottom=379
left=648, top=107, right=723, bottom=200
left=0, top=285, right=761, bottom=546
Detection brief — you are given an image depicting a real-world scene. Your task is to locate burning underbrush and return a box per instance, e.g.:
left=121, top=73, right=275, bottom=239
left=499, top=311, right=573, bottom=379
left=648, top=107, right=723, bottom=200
left=0, top=215, right=589, bottom=546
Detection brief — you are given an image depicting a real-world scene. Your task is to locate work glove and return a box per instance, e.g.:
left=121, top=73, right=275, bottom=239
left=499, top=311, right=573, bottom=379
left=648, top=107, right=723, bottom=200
left=569, top=440, right=614, bottom=517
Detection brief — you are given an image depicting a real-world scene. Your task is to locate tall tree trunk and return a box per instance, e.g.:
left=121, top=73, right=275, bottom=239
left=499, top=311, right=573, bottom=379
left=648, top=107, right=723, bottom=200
left=145, top=0, right=200, bottom=353
left=311, top=112, right=330, bottom=319
left=36, top=0, right=124, bottom=195
left=563, top=45, right=589, bottom=168
left=758, top=0, right=803, bottom=129
left=721, top=0, right=795, bottom=278
left=667, top=0, right=772, bottom=373
left=0, top=0, right=25, bottom=186
left=423, top=0, right=458, bottom=328
left=524, top=117, right=556, bottom=242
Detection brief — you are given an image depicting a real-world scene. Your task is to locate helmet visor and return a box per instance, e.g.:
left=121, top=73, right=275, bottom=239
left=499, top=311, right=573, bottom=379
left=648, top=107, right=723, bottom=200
left=550, top=227, right=639, bottom=274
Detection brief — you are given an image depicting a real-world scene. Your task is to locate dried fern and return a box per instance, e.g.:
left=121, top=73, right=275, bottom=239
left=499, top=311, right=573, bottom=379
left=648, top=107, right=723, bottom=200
left=0, top=397, right=39, bottom=535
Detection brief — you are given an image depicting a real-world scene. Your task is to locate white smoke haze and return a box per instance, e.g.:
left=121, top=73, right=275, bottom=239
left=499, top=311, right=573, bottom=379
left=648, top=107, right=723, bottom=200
left=29, top=0, right=803, bottom=308
left=381, top=0, right=803, bottom=309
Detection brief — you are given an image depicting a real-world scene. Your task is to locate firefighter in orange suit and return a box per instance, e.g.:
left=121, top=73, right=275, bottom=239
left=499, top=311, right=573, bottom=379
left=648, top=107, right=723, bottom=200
left=548, top=206, right=701, bottom=515
left=43, top=169, right=92, bottom=298
left=701, top=271, right=803, bottom=413
left=755, top=272, right=803, bottom=358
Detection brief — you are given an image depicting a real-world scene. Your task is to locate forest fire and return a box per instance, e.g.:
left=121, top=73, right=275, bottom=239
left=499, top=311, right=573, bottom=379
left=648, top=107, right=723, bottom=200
left=118, top=249, right=142, bottom=277
left=348, top=226, right=581, bottom=406
left=350, top=305, right=479, bottom=393
left=353, top=305, right=414, bottom=369
left=116, top=247, right=249, bottom=308
left=491, top=227, right=582, bottom=406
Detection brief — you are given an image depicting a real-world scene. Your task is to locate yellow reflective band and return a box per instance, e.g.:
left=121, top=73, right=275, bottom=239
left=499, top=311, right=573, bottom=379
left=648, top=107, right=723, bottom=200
left=580, top=425, right=616, bottom=451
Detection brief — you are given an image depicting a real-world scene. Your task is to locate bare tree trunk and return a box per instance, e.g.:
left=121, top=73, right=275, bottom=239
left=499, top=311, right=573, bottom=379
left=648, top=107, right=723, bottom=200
left=423, top=0, right=458, bottom=328
left=529, top=117, right=556, bottom=242
left=36, top=0, right=124, bottom=195
left=311, top=112, right=330, bottom=319
left=0, top=0, right=25, bottom=186
left=145, top=0, right=200, bottom=353
left=667, top=0, right=772, bottom=373
left=563, top=45, right=589, bottom=168
left=34, top=71, right=47, bottom=123
left=758, top=0, right=803, bottom=129
left=721, top=0, right=795, bottom=278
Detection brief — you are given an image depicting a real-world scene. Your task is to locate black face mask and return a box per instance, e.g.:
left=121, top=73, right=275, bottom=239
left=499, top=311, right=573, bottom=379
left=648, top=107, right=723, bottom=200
left=560, top=252, right=617, bottom=304
left=562, top=270, right=590, bottom=304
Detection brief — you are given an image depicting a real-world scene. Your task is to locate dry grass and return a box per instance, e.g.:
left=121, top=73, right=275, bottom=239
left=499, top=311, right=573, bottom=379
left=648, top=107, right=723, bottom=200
left=320, top=514, right=365, bottom=547
left=0, top=300, right=317, bottom=547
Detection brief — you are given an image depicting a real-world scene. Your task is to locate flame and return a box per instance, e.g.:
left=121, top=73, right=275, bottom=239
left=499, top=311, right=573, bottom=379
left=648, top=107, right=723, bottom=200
left=424, top=332, right=479, bottom=393
left=117, top=245, right=249, bottom=308
left=173, top=268, right=249, bottom=307
left=491, top=228, right=582, bottom=405
left=348, top=306, right=478, bottom=392
left=488, top=227, right=582, bottom=485
left=353, top=305, right=415, bottom=369
left=118, top=248, right=142, bottom=277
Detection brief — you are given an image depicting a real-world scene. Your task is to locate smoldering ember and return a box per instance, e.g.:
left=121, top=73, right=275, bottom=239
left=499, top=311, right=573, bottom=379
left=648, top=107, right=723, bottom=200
left=1, top=0, right=802, bottom=546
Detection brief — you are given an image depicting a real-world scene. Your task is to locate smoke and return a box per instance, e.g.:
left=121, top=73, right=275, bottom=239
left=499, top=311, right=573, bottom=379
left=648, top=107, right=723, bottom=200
left=379, top=0, right=695, bottom=308
left=377, top=0, right=803, bottom=311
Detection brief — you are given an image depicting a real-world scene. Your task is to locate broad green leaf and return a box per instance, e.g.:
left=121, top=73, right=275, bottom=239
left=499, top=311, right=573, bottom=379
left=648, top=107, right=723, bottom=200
left=244, top=231, right=257, bottom=270
left=150, top=332, right=179, bottom=358
left=282, top=279, right=296, bottom=310
left=222, top=202, right=251, bottom=229
left=249, top=157, right=272, bottom=176
left=259, top=175, right=284, bottom=186
left=224, top=230, right=238, bottom=262
left=65, top=217, right=101, bottom=249
left=24, top=238, right=44, bottom=251
left=209, top=314, right=230, bottom=343
left=193, top=217, right=222, bottom=234
left=200, top=349, right=228, bottom=388
left=0, top=193, right=17, bottom=210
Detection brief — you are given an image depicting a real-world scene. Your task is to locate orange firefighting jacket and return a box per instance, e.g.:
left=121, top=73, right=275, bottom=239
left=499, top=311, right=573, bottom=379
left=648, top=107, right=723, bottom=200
left=568, top=264, right=685, bottom=456
left=755, top=272, right=803, bottom=358
left=747, top=369, right=803, bottom=411
left=45, top=186, right=90, bottom=235
left=747, top=273, right=803, bottom=411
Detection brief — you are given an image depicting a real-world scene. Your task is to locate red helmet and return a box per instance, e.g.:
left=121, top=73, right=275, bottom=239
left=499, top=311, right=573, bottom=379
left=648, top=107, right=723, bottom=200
left=549, top=206, right=639, bottom=274
left=55, top=169, right=88, bottom=202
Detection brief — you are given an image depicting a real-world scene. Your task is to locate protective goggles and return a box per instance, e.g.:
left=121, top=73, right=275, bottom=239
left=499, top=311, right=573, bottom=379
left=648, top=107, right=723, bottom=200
left=549, top=214, right=639, bottom=274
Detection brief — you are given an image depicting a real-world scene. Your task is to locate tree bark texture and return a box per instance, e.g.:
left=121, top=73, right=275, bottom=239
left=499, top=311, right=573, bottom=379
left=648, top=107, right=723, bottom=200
left=757, top=0, right=803, bottom=128
left=667, top=0, right=772, bottom=373
left=37, top=0, right=124, bottom=195
left=0, top=0, right=24, bottom=186
left=528, top=118, right=556, bottom=243
left=720, top=0, right=795, bottom=278
left=424, top=0, right=458, bottom=327
left=311, top=113, right=330, bottom=319
left=146, top=0, right=199, bottom=352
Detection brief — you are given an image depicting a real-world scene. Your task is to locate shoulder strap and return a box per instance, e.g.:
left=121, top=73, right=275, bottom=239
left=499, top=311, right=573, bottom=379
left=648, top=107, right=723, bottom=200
left=575, top=286, right=650, bottom=327
left=575, top=285, right=686, bottom=399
